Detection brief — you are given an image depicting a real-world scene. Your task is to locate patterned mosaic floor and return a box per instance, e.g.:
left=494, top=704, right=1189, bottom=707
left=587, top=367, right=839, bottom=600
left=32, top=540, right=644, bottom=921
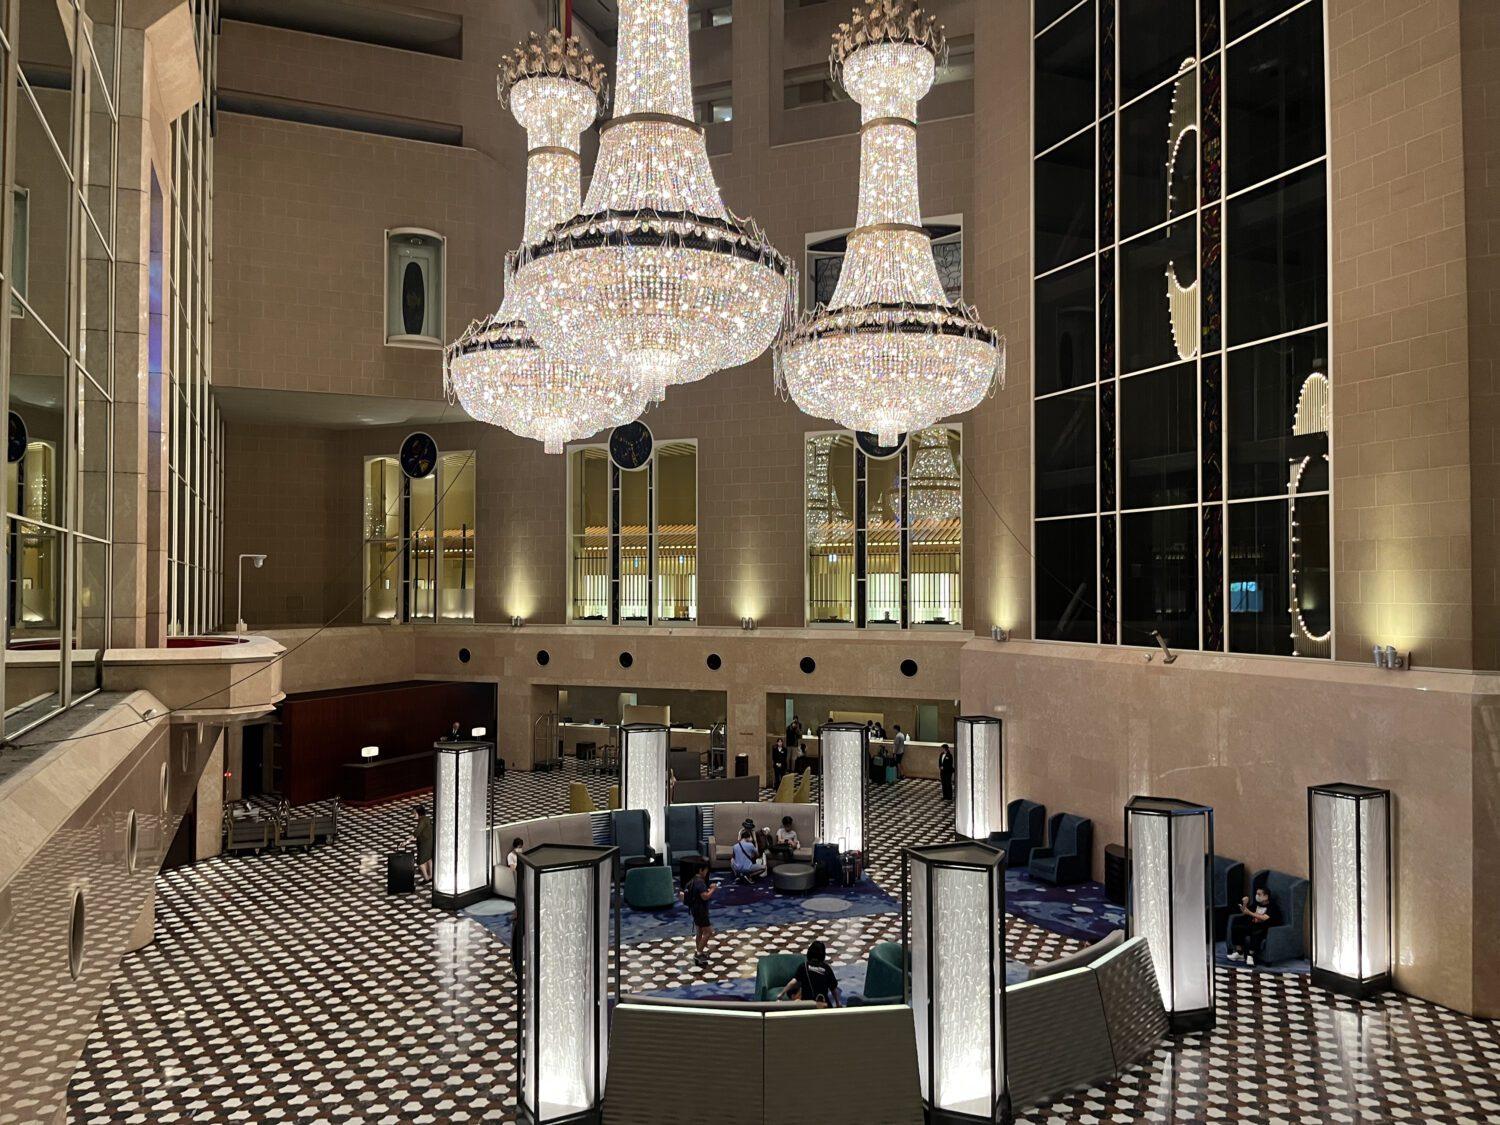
left=66, top=763, right=1500, bottom=1123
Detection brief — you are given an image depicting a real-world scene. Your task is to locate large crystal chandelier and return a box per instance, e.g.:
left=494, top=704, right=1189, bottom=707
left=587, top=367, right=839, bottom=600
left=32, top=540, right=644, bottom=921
left=514, top=0, right=795, bottom=402
left=444, top=30, right=646, bottom=454
left=776, top=0, right=1005, bottom=447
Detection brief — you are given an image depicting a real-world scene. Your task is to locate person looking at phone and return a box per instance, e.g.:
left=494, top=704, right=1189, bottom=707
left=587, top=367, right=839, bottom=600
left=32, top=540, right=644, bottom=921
left=1226, top=885, right=1281, bottom=966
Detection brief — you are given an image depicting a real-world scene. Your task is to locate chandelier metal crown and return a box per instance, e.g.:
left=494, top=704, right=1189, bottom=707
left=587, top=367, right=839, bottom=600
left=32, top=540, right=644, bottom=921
left=445, top=30, right=646, bottom=455
left=514, top=0, right=796, bottom=403
left=776, top=0, right=1005, bottom=447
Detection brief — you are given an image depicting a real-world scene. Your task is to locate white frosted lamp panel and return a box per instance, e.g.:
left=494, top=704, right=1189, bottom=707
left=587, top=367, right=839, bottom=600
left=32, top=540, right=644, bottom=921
left=822, top=728, right=865, bottom=852
left=536, top=867, right=595, bottom=1120
left=933, top=866, right=994, bottom=1116
left=1169, top=813, right=1210, bottom=1012
left=623, top=727, right=668, bottom=856
left=910, top=858, right=930, bottom=1096
left=955, top=719, right=1003, bottom=838
left=1360, top=797, right=1390, bottom=978
left=434, top=751, right=459, bottom=899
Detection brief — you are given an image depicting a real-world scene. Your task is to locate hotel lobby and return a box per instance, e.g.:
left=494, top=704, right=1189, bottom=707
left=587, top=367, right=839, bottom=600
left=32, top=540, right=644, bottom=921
left=1, top=0, right=1499, bottom=1122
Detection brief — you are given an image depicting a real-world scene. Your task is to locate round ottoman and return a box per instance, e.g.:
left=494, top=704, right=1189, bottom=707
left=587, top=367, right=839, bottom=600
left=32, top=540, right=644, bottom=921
left=772, top=862, right=816, bottom=895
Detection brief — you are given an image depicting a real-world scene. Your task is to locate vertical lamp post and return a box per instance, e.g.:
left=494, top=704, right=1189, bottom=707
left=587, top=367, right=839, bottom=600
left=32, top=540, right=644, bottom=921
left=906, top=842, right=1010, bottom=1124
left=518, top=844, right=619, bottom=1125
left=1308, top=783, right=1392, bottom=998
left=954, top=715, right=1004, bottom=840
left=818, top=722, right=869, bottom=858
left=620, top=722, right=668, bottom=858
left=1125, top=796, right=1215, bottom=1033
left=432, top=739, right=493, bottom=909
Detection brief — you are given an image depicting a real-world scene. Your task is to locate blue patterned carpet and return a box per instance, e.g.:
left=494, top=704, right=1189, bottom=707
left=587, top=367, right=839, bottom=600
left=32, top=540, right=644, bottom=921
left=1004, top=870, right=1125, bottom=943
left=465, top=872, right=898, bottom=947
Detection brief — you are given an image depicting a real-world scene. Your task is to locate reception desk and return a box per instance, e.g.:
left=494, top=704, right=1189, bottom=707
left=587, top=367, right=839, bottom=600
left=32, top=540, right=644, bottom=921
left=340, top=750, right=433, bottom=805
left=561, top=722, right=713, bottom=757
left=774, top=735, right=946, bottom=780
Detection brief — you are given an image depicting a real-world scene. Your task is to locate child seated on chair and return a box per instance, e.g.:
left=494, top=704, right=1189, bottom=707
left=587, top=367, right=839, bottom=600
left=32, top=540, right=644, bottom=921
left=731, top=828, right=766, bottom=883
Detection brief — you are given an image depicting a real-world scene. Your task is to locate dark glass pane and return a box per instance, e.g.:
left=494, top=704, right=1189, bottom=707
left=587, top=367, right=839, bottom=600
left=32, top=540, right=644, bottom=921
left=1035, top=516, right=1098, bottom=643
left=1035, top=1, right=1095, bottom=154
left=1035, top=260, right=1096, bottom=396
left=1226, top=0, right=1301, bottom=43
left=1227, top=329, right=1330, bottom=499
left=1120, top=0, right=1196, bottom=101
left=1226, top=165, right=1327, bottom=345
left=1120, top=216, right=1196, bottom=374
left=1036, top=0, right=1080, bottom=30
left=1036, top=388, right=1097, bottom=517
left=1226, top=0, right=1325, bottom=192
left=1121, top=507, right=1198, bottom=649
left=1226, top=496, right=1329, bottom=656
left=1035, top=129, right=1095, bottom=272
left=1120, top=363, right=1197, bottom=509
left=1120, top=76, right=1197, bottom=239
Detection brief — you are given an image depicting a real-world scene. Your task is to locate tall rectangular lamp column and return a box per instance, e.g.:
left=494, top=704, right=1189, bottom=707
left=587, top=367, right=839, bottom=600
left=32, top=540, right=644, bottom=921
left=1309, top=783, right=1392, bottom=999
left=954, top=715, right=1004, bottom=840
left=907, top=842, right=1010, bottom=1124
left=519, top=844, right=619, bottom=1125
left=819, top=722, right=869, bottom=858
left=620, top=722, right=669, bottom=858
left=432, top=739, right=492, bottom=910
left=1125, top=796, right=1215, bottom=1033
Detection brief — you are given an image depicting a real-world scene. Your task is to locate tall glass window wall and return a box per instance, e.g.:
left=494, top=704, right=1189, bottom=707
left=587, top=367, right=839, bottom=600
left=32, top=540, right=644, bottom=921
left=567, top=440, right=698, bottom=624
left=167, top=0, right=222, bottom=637
left=805, top=426, right=963, bottom=628
left=2, top=0, right=123, bottom=734
left=1031, top=0, right=1330, bottom=657
left=362, top=451, right=476, bottom=623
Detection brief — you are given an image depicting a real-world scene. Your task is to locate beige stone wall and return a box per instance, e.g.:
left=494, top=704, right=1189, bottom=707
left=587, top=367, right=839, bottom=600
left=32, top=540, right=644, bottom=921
left=961, top=640, right=1499, bottom=1018
left=1329, top=0, right=1475, bottom=668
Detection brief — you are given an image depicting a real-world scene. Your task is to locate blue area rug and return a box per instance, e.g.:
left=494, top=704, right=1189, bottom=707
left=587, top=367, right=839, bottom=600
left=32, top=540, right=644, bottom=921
left=1004, top=870, right=1125, bottom=944
left=464, top=873, right=898, bottom=947
left=641, top=958, right=1032, bottom=1005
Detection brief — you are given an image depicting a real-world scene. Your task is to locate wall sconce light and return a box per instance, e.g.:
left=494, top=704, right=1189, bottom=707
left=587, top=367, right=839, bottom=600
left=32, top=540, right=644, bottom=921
left=511, top=615, right=525, bottom=628
left=905, top=841, right=1010, bottom=1123
left=432, top=737, right=492, bottom=910
left=954, top=715, right=1004, bottom=841
left=1308, top=783, right=1392, bottom=999
left=360, top=745, right=380, bottom=760
left=235, top=553, right=268, bottom=634
left=518, top=843, right=620, bottom=1125
left=990, top=625, right=1008, bottom=643
left=620, top=723, right=669, bottom=858
left=1372, top=645, right=1406, bottom=670
left=1125, top=796, right=1215, bottom=1033
left=818, top=723, right=869, bottom=858
left=740, top=616, right=756, bottom=631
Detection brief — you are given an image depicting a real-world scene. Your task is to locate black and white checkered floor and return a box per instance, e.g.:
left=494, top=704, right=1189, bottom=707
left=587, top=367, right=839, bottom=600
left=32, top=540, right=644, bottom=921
left=67, top=763, right=1500, bottom=1123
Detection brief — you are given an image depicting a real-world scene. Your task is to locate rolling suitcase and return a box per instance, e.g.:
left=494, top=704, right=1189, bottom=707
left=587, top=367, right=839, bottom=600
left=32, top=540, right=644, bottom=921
left=813, top=842, right=840, bottom=887
left=387, top=850, right=415, bottom=894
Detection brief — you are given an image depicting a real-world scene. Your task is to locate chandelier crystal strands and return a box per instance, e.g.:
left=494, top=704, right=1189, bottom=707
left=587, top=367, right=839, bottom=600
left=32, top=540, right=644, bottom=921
left=776, top=0, right=1005, bottom=447
left=444, top=31, right=647, bottom=455
left=514, top=0, right=795, bottom=403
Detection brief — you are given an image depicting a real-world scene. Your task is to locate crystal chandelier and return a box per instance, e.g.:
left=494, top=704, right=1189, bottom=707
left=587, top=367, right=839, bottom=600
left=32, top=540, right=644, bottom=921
left=514, top=0, right=795, bottom=402
left=906, top=426, right=961, bottom=523
left=445, top=30, right=646, bottom=454
left=776, top=0, right=1005, bottom=447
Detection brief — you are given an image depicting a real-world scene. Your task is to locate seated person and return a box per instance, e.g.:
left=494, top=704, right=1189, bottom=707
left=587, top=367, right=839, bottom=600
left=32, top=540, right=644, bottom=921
left=506, top=837, right=524, bottom=873
left=1226, top=885, right=1282, bottom=965
left=769, top=816, right=800, bottom=862
left=731, top=829, right=766, bottom=883
left=779, top=940, right=841, bottom=1007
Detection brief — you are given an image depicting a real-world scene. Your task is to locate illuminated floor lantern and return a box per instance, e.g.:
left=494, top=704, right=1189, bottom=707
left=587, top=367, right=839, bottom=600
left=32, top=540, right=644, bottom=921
left=819, top=722, right=869, bottom=858
left=954, top=715, right=1004, bottom=840
left=1309, top=783, right=1392, bottom=999
left=518, top=844, right=619, bottom=1125
left=432, top=739, right=492, bottom=910
left=906, top=841, right=1009, bottom=1124
left=1125, top=796, right=1215, bottom=1033
left=620, top=722, right=669, bottom=858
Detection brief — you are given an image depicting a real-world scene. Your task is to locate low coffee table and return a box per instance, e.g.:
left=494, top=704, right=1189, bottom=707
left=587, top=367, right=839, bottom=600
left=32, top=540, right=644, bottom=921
left=772, top=862, right=816, bottom=894
left=676, top=853, right=708, bottom=886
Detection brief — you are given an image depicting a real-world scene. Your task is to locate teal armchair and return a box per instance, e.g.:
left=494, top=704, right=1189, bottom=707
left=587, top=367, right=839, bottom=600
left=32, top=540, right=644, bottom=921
left=755, top=953, right=805, bottom=1001
left=862, top=942, right=906, bottom=1004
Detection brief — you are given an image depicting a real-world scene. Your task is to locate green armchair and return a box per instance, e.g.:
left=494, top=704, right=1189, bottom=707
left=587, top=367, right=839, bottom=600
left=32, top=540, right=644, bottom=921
left=755, top=953, right=805, bottom=1001
left=862, top=942, right=906, bottom=1004
left=623, top=864, right=675, bottom=910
